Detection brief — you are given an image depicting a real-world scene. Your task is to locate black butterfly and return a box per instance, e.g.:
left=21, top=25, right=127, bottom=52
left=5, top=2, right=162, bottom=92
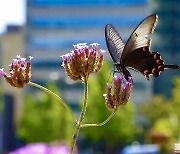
left=105, top=14, right=180, bottom=81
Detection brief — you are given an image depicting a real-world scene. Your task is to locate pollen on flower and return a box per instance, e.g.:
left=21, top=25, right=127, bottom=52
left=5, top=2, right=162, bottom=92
left=0, top=55, right=33, bottom=88
left=103, top=74, right=132, bottom=109
left=61, top=43, right=105, bottom=81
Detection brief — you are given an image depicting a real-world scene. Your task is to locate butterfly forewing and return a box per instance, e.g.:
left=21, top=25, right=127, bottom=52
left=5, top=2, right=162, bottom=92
left=105, top=24, right=125, bottom=63
left=121, top=14, right=158, bottom=63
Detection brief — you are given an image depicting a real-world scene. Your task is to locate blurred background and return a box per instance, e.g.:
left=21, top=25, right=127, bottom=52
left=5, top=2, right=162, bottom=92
left=0, top=0, right=180, bottom=153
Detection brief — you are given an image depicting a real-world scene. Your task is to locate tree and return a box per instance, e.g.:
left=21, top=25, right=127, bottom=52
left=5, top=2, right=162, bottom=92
left=139, top=76, right=180, bottom=153
left=17, top=82, right=74, bottom=143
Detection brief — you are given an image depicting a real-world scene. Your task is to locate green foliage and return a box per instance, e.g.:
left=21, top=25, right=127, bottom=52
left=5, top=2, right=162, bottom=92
left=171, top=76, right=180, bottom=119
left=139, top=76, right=180, bottom=152
left=140, top=95, right=172, bottom=125
left=82, top=62, right=135, bottom=144
left=17, top=82, right=74, bottom=143
left=140, top=76, right=180, bottom=138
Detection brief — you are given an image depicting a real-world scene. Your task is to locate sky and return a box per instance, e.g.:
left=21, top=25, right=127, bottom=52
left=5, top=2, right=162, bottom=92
left=0, top=0, right=25, bottom=34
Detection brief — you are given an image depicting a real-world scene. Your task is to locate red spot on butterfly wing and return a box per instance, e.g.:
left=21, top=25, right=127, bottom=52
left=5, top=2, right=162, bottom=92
left=144, top=70, right=150, bottom=75
left=152, top=68, right=159, bottom=77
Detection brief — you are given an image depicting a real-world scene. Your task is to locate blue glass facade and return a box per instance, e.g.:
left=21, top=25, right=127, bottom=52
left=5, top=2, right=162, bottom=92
left=31, top=0, right=146, bottom=5
left=153, top=0, right=180, bottom=97
left=26, top=0, right=151, bottom=103
left=31, top=15, right=144, bottom=27
left=29, top=36, right=106, bottom=49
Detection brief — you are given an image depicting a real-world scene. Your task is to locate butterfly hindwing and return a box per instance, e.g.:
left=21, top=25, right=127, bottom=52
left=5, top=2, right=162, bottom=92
left=123, top=47, right=165, bottom=78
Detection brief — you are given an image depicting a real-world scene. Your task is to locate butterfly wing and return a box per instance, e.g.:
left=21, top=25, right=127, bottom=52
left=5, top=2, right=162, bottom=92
left=121, top=14, right=158, bottom=63
left=105, top=24, right=125, bottom=63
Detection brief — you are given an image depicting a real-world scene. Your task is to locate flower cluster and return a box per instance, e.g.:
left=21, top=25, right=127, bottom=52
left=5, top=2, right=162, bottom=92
left=103, top=74, right=132, bottom=109
left=61, top=43, right=105, bottom=81
left=0, top=55, right=33, bottom=88
left=10, top=142, right=72, bottom=154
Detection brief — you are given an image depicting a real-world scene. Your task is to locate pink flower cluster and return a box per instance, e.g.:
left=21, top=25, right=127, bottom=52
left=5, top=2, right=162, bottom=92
left=104, top=74, right=132, bottom=109
left=61, top=43, right=105, bottom=81
left=0, top=55, right=33, bottom=88
left=9, top=142, right=73, bottom=154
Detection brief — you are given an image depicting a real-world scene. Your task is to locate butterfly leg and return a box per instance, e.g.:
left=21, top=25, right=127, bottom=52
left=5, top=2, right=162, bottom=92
left=112, top=63, right=120, bottom=76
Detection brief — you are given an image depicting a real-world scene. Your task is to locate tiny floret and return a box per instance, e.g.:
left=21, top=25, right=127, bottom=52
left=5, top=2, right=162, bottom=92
left=0, top=55, right=33, bottom=88
left=103, top=74, right=132, bottom=109
left=29, top=56, right=33, bottom=60
left=0, top=68, right=5, bottom=76
left=61, top=43, right=105, bottom=81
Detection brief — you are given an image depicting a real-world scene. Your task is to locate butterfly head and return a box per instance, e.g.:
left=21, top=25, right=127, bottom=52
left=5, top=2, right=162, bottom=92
left=114, top=63, right=132, bottom=82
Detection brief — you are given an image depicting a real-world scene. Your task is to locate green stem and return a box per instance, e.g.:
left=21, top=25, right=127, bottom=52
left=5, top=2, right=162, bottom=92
left=70, top=78, right=88, bottom=154
left=28, top=81, right=77, bottom=124
left=81, top=108, right=117, bottom=128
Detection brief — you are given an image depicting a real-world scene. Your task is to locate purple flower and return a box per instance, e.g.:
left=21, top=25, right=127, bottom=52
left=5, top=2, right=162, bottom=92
left=0, top=55, right=33, bottom=88
left=9, top=143, right=72, bottom=154
left=48, top=145, right=70, bottom=154
left=9, top=143, right=48, bottom=154
left=61, top=43, right=105, bottom=81
left=104, top=74, right=133, bottom=109
left=113, top=74, right=123, bottom=84
left=90, top=43, right=100, bottom=51
left=100, top=49, right=106, bottom=57
left=0, top=68, right=5, bottom=76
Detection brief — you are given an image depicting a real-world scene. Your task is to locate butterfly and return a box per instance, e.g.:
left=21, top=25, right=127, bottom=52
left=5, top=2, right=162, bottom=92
left=105, top=14, right=180, bottom=81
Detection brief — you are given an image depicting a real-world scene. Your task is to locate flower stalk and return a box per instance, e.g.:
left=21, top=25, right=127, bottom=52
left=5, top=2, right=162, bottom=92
left=61, top=43, right=106, bottom=153
left=81, top=107, right=117, bottom=128
left=28, top=81, right=77, bottom=124
left=70, top=77, right=88, bottom=153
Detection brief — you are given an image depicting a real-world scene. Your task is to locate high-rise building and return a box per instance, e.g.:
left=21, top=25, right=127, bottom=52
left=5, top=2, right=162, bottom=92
left=26, top=0, right=152, bottom=106
left=150, top=0, right=180, bottom=97
left=0, top=25, right=24, bottom=123
left=0, top=25, right=24, bottom=152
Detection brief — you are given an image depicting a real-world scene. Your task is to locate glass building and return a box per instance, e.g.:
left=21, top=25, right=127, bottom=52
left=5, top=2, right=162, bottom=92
left=151, top=0, right=180, bottom=97
left=26, top=0, right=152, bottom=105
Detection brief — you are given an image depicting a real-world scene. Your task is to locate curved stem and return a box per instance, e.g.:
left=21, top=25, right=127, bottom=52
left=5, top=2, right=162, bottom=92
left=81, top=108, right=117, bottom=128
left=70, top=78, right=88, bottom=154
left=28, top=81, right=77, bottom=124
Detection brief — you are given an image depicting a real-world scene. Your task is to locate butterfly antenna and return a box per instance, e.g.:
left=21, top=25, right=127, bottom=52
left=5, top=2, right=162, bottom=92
left=164, top=65, right=180, bottom=69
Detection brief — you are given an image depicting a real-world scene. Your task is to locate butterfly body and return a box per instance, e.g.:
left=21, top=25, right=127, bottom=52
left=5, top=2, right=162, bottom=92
left=105, top=14, right=180, bottom=81
left=114, top=62, right=131, bottom=81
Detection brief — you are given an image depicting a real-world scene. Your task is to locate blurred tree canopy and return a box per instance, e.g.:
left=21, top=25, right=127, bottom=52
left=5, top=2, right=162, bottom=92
left=17, top=83, right=74, bottom=143
left=140, top=76, right=180, bottom=137
left=140, top=76, right=180, bottom=153
left=81, top=62, right=135, bottom=147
